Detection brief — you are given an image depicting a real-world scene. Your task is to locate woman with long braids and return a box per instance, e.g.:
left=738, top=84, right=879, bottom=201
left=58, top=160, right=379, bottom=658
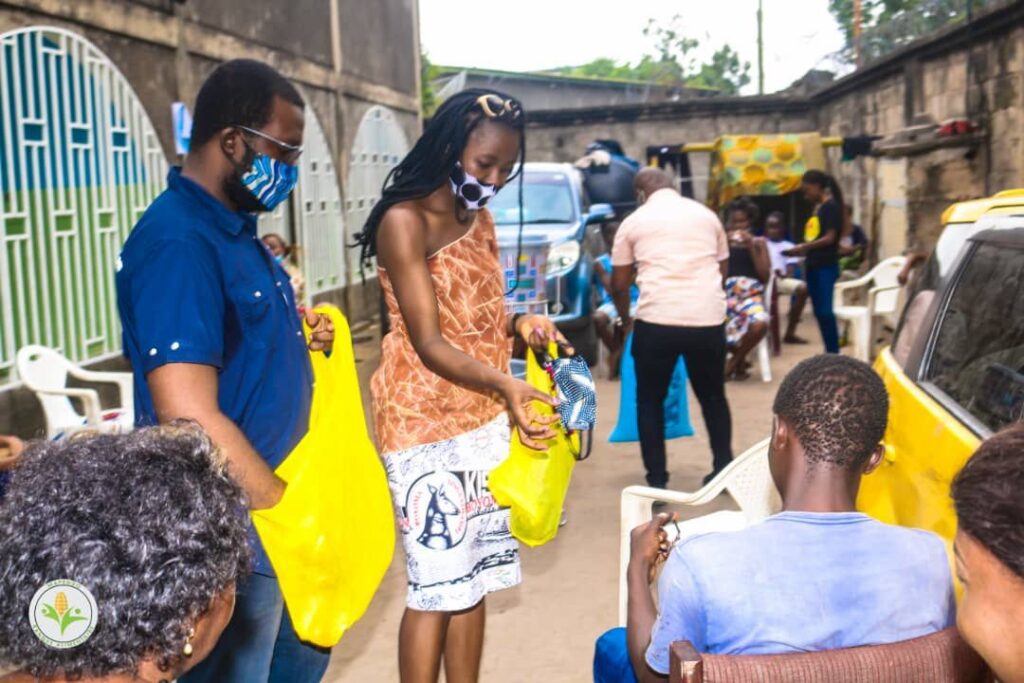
left=354, top=89, right=572, bottom=682
left=786, top=170, right=845, bottom=353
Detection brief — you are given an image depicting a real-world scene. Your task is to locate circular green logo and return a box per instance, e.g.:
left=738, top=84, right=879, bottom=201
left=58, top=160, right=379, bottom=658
left=29, top=579, right=98, bottom=649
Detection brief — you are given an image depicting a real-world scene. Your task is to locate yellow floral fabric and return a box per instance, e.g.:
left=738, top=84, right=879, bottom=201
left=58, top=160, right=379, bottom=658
left=707, top=133, right=827, bottom=210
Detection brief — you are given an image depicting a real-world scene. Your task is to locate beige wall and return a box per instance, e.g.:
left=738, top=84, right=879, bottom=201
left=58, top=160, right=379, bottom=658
left=0, top=0, right=421, bottom=435
left=525, top=6, right=1024, bottom=256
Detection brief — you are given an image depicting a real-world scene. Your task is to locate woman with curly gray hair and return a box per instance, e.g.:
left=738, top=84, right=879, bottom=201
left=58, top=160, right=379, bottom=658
left=0, top=426, right=251, bottom=683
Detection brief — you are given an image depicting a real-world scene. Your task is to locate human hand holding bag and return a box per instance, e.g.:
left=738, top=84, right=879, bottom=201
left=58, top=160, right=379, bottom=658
left=252, top=305, right=394, bottom=647
left=489, top=343, right=583, bottom=547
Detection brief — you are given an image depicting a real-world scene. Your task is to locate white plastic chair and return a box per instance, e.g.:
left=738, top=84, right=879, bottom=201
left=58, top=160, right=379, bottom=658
left=833, top=256, right=907, bottom=361
left=618, top=438, right=781, bottom=624
left=754, top=276, right=775, bottom=383
left=16, top=345, right=134, bottom=440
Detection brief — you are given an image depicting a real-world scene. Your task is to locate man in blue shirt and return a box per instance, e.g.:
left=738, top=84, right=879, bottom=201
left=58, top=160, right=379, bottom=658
left=116, top=60, right=334, bottom=683
left=595, top=354, right=955, bottom=682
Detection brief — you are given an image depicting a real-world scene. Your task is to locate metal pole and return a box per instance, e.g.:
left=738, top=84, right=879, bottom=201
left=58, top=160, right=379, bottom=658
left=757, top=0, right=765, bottom=94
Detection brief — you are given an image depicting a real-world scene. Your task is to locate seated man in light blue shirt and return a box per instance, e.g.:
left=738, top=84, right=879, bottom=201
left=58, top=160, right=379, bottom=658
left=595, top=354, right=956, bottom=682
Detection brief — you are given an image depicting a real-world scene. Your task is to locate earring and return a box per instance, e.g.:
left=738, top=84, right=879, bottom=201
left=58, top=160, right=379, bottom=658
left=183, top=627, right=195, bottom=658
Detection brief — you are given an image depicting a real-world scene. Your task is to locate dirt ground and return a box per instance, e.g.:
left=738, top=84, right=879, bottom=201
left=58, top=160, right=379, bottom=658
left=326, top=318, right=824, bottom=682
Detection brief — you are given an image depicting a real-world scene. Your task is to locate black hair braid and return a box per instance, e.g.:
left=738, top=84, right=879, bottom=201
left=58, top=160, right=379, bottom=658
left=802, top=169, right=845, bottom=215
left=352, top=88, right=527, bottom=271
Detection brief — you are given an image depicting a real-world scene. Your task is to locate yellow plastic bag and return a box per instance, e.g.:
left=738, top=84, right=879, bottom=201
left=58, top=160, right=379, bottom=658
left=252, top=305, right=394, bottom=647
left=489, top=345, right=578, bottom=547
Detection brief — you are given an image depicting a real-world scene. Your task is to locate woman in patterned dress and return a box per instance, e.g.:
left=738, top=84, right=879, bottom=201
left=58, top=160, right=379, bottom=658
left=353, top=90, right=571, bottom=683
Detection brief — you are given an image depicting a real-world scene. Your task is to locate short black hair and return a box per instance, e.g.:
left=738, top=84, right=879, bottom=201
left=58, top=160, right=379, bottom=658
left=952, top=425, right=1024, bottom=579
left=190, top=59, right=304, bottom=149
left=0, top=426, right=251, bottom=679
left=725, top=198, right=760, bottom=225
left=772, top=354, right=889, bottom=467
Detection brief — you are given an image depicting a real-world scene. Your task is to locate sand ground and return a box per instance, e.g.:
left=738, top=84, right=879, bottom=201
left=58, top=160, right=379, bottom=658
left=326, top=314, right=824, bottom=682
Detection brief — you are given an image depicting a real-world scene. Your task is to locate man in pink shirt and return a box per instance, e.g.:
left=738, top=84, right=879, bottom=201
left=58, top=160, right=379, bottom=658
left=611, top=168, right=733, bottom=487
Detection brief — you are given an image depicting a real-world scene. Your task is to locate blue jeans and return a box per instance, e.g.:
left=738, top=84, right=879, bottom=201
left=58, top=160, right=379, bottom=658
left=180, top=573, right=331, bottom=683
left=805, top=264, right=840, bottom=353
left=594, top=627, right=639, bottom=683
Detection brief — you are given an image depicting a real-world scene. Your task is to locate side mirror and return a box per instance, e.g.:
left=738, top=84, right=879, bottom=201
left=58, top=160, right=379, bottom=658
left=585, top=203, right=615, bottom=225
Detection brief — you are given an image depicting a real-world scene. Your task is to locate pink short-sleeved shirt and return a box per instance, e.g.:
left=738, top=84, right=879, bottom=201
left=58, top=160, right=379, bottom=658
left=611, top=189, right=729, bottom=327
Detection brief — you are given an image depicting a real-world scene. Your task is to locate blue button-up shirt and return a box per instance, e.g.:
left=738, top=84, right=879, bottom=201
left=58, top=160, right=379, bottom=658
left=116, top=167, right=313, bottom=575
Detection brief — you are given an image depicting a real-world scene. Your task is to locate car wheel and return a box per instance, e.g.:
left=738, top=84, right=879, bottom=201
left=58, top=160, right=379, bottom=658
left=565, top=320, right=599, bottom=367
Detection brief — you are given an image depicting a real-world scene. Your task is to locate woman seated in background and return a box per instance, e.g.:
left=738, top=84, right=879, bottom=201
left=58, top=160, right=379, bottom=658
left=951, top=425, right=1024, bottom=683
left=0, top=426, right=250, bottom=683
left=262, top=232, right=306, bottom=304
left=764, top=212, right=809, bottom=344
left=723, top=200, right=772, bottom=380
left=838, top=205, right=869, bottom=273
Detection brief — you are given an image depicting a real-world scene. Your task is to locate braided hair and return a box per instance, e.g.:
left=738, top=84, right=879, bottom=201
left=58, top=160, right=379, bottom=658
left=801, top=169, right=845, bottom=214
left=353, top=88, right=527, bottom=268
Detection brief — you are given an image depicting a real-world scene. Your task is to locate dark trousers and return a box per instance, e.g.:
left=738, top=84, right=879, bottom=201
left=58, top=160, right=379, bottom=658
left=632, top=320, right=733, bottom=487
left=806, top=263, right=840, bottom=353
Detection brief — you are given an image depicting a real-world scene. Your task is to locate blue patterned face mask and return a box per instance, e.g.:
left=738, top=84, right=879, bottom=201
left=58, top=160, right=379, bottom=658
left=227, top=125, right=303, bottom=213
left=549, top=355, right=597, bottom=432
left=239, top=153, right=299, bottom=212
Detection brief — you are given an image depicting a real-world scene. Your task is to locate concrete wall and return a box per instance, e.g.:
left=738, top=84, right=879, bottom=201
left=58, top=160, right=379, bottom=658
left=0, top=0, right=421, bottom=436
left=813, top=9, right=1024, bottom=252
left=526, top=98, right=816, bottom=202
left=339, top=0, right=418, bottom=95
left=437, top=72, right=698, bottom=112
left=524, top=1, right=1024, bottom=255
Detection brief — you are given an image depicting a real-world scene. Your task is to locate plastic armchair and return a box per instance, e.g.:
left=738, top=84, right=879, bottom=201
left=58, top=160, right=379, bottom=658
left=15, top=345, right=134, bottom=440
left=668, top=628, right=993, bottom=683
left=754, top=275, right=775, bottom=383
left=618, top=438, right=780, bottom=624
left=833, top=256, right=907, bottom=361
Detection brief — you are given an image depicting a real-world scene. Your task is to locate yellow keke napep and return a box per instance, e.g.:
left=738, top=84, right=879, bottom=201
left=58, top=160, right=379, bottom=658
left=857, top=190, right=1024, bottom=550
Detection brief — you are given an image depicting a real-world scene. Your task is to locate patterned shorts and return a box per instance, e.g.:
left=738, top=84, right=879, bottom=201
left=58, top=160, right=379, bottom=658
left=725, top=276, right=769, bottom=347
left=383, top=414, right=521, bottom=611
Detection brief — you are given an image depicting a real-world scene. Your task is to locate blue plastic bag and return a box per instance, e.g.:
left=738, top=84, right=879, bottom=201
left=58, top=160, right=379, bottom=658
left=609, top=332, right=694, bottom=443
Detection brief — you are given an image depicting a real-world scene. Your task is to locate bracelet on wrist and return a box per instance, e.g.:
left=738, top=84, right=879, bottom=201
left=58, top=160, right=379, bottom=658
left=510, top=312, right=525, bottom=337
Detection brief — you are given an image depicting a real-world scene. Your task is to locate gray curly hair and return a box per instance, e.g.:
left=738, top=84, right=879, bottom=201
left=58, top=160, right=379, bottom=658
left=0, top=425, right=251, bottom=679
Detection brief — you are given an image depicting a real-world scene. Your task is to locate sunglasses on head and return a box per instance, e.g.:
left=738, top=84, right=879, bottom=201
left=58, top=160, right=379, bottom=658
left=475, top=94, right=522, bottom=120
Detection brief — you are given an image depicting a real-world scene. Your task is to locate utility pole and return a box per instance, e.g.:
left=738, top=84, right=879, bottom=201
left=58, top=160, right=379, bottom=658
left=853, top=0, right=863, bottom=67
left=757, top=0, right=765, bottom=94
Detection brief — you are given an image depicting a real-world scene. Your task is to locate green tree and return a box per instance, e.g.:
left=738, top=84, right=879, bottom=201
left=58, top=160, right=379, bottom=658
left=691, top=45, right=751, bottom=96
left=829, top=0, right=987, bottom=64
left=550, top=15, right=750, bottom=94
left=420, top=51, right=440, bottom=117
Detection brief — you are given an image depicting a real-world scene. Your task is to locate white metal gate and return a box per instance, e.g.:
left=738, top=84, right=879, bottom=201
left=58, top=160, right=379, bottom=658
left=345, top=105, right=409, bottom=278
left=0, top=27, right=167, bottom=386
left=258, top=101, right=345, bottom=304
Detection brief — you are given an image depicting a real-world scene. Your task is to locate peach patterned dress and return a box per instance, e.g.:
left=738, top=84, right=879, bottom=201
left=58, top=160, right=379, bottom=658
left=371, top=209, right=520, bottom=611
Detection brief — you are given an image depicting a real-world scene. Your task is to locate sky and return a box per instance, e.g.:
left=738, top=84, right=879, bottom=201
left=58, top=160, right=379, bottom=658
left=419, top=0, right=849, bottom=95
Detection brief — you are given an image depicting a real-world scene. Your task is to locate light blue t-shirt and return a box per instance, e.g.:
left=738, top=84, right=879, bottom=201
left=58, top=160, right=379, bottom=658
left=595, top=253, right=639, bottom=307
left=646, top=511, right=956, bottom=674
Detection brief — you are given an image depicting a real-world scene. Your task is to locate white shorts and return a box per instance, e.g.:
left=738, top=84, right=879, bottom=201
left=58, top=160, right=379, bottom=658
left=775, top=277, right=805, bottom=296
left=384, top=414, right=521, bottom=611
